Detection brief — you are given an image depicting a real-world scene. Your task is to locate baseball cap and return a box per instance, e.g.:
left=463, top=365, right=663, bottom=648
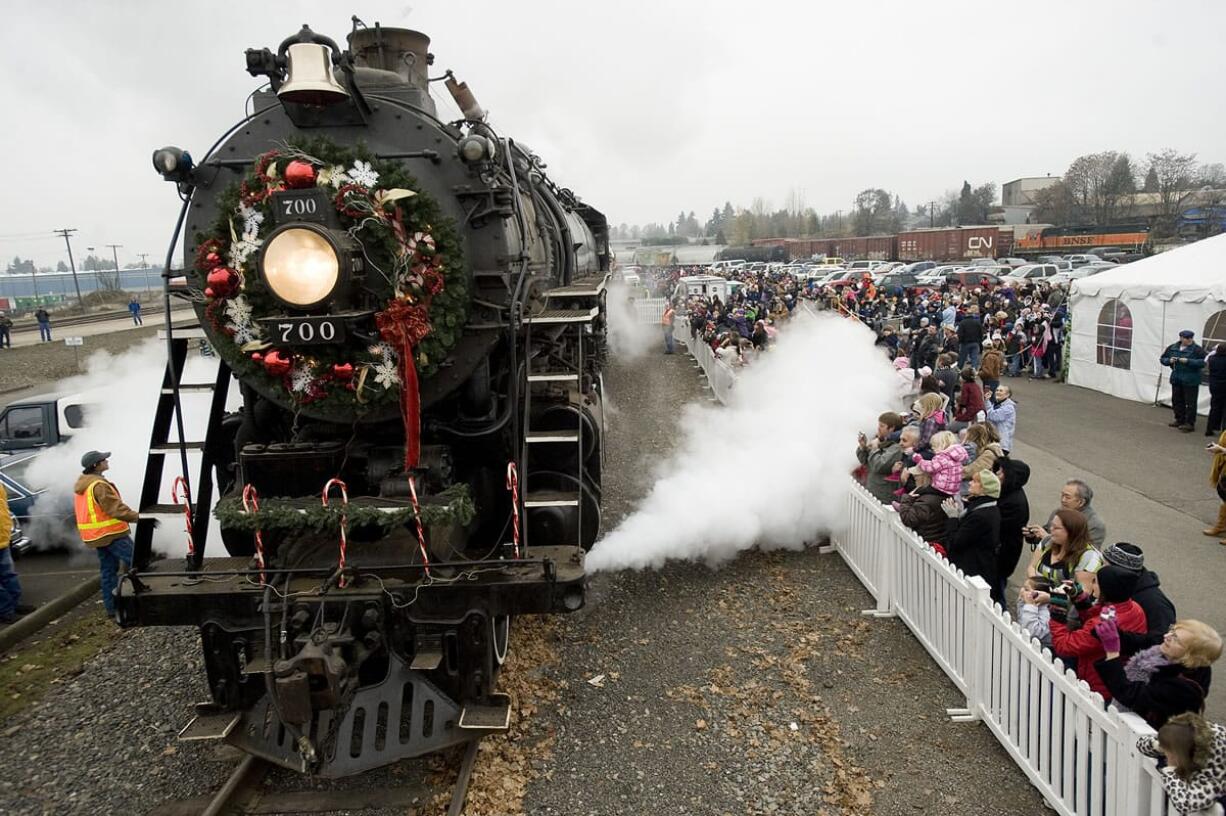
left=81, top=450, right=111, bottom=471
left=1180, top=329, right=1195, bottom=339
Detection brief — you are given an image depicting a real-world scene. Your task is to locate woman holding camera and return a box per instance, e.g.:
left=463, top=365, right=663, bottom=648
left=1026, top=508, right=1103, bottom=589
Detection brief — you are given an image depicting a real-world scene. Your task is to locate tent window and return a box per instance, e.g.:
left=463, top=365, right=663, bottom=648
left=1096, top=300, right=1132, bottom=370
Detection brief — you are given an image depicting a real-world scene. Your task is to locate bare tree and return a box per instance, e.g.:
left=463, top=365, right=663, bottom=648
left=1147, top=148, right=1199, bottom=234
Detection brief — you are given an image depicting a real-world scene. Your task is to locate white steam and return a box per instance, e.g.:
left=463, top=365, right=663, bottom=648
left=586, top=312, right=895, bottom=572
left=605, top=278, right=658, bottom=359
left=21, top=338, right=235, bottom=558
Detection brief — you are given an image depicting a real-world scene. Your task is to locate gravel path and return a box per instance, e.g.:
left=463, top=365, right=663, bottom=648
left=1, top=347, right=1049, bottom=815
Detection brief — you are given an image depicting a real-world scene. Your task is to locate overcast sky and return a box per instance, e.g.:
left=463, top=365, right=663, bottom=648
left=1, top=0, right=1223, bottom=268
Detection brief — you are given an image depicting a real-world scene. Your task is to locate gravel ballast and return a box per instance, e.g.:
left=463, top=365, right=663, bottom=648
left=2, top=346, right=1048, bottom=815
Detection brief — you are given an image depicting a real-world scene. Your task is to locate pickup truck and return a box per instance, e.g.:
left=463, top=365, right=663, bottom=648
left=0, top=392, right=88, bottom=452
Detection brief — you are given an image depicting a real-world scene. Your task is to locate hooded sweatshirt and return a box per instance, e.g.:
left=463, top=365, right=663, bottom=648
left=74, top=473, right=139, bottom=549
left=994, top=459, right=1031, bottom=589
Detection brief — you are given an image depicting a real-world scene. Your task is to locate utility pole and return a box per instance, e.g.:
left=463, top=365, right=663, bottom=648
left=138, top=252, right=150, bottom=296
left=930, top=201, right=935, bottom=228
left=54, top=227, right=84, bottom=309
left=107, top=243, right=123, bottom=293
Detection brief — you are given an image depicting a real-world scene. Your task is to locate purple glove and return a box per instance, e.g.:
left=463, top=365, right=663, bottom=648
left=1094, top=615, right=1121, bottom=653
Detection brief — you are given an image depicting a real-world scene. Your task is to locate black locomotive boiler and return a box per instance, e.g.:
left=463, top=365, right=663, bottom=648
left=117, top=21, right=608, bottom=777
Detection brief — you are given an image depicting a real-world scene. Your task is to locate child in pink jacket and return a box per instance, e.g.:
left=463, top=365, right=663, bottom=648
left=911, top=431, right=968, bottom=496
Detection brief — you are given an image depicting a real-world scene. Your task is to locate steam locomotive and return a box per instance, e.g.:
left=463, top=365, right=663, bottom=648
left=116, top=20, right=608, bottom=776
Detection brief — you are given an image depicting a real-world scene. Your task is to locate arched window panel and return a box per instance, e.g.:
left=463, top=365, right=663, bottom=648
left=1096, top=299, right=1132, bottom=370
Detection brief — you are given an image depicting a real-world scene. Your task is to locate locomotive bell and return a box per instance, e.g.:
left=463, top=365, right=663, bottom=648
left=278, top=42, right=349, bottom=106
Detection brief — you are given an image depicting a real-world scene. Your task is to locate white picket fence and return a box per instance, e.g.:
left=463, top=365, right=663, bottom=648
left=682, top=332, right=1179, bottom=816
left=635, top=297, right=668, bottom=324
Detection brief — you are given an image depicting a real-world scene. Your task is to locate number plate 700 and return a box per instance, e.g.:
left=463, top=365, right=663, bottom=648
left=263, top=317, right=345, bottom=346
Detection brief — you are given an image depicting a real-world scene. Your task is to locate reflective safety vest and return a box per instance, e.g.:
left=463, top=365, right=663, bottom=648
left=75, top=479, right=130, bottom=543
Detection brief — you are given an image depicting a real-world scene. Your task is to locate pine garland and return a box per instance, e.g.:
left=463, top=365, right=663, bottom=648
left=193, top=135, right=469, bottom=420
left=213, top=484, right=476, bottom=534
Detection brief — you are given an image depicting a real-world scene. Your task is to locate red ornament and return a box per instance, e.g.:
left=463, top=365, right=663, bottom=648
left=205, top=252, right=222, bottom=268
left=206, top=267, right=238, bottom=298
left=261, top=350, right=292, bottom=377
left=250, top=352, right=264, bottom=363
left=204, top=288, right=215, bottom=298
left=331, top=362, right=355, bottom=381
left=284, top=160, right=317, bottom=189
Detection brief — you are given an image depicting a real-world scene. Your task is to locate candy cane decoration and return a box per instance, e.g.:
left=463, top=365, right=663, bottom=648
left=241, top=484, right=267, bottom=585
left=406, top=476, right=431, bottom=577
left=322, top=479, right=350, bottom=587
left=505, top=461, right=521, bottom=558
left=171, top=476, right=196, bottom=558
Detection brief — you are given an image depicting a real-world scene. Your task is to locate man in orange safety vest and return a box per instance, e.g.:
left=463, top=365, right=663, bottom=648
left=74, top=450, right=140, bottom=619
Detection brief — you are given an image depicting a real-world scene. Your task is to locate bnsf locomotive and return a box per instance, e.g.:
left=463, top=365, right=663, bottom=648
left=118, top=21, right=608, bottom=776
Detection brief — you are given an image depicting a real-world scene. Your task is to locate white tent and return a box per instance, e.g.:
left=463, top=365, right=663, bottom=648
left=1068, top=234, right=1226, bottom=412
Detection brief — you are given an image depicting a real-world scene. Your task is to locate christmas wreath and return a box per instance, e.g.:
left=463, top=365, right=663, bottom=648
left=194, top=137, right=468, bottom=465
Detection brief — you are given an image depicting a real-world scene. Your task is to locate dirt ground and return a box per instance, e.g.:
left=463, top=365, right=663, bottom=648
left=0, top=324, right=164, bottom=393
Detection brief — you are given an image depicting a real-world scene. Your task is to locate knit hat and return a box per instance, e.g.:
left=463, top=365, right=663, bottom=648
left=976, top=470, right=1001, bottom=498
left=1102, top=542, right=1145, bottom=572
left=1095, top=565, right=1139, bottom=603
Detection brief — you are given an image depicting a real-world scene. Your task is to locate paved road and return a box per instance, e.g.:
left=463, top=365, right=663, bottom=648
left=8, top=304, right=195, bottom=349
left=1002, top=375, right=1226, bottom=716
left=0, top=548, right=98, bottom=632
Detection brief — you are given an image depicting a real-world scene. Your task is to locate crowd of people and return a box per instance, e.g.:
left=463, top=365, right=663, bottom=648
left=855, top=357, right=1226, bottom=812
left=648, top=260, right=1226, bottom=808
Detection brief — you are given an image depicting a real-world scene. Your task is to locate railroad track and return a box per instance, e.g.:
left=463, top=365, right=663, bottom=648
left=153, top=739, right=481, bottom=816
left=9, top=302, right=193, bottom=332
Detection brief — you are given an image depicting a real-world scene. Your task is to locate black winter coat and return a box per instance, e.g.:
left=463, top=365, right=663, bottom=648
left=1095, top=657, right=1211, bottom=729
left=897, top=487, right=949, bottom=544
left=994, top=459, right=1031, bottom=585
left=1208, top=349, right=1226, bottom=389
left=1118, top=570, right=1178, bottom=653
left=957, top=316, right=984, bottom=346
left=945, top=495, right=1000, bottom=583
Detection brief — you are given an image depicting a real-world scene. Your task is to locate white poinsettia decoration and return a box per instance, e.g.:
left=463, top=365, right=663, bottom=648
left=348, top=159, right=379, bottom=188
left=319, top=164, right=349, bottom=188
left=367, top=342, right=398, bottom=361
left=373, top=359, right=400, bottom=389
left=290, top=365, right=316, bottom=393
left=239, top=202, right=264, bottom=238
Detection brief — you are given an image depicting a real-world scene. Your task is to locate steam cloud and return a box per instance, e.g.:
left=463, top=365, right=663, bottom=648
left=21, top=338, right=234, bottom=558
left=605, top=278, right=658, bottom=359
left=586, top=312, right=896, bottom=572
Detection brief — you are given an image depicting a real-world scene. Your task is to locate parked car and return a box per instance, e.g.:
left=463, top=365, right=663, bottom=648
left=1004, top=263, right=1059, bottom=281
left=966, top=258, right=999, bottom=267
left=916, top=264, right=966, bottom=284
left=0, top=392, right=90, bottom=453
left=947, top=270, right=1005, bottom=288
left=1063, top=254, right=1101, bottom=267
left=996, top=257, right=1029, bottom=269
left=900, top=261, right=937, bottom=275
left=875, top=272, right=924, bottom=292
left=9, top=516, right=30, bottom=555
left=845, top=260, right=888, bottom=272
left=1050, top=264, right=1115, bottom=285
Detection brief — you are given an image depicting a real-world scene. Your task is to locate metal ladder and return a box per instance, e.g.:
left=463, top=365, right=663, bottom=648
left=519, top=277, right=606, bottom=550
left=133, top=303, right=231, bottom=571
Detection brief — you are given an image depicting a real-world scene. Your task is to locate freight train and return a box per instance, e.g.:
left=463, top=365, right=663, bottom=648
left=116, top=21, right=608, bottom=777
left=756, top=223, right=1150, bottom=263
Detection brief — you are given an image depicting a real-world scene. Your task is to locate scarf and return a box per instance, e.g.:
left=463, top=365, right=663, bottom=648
left=1124, top=645, right=1172, bottom=682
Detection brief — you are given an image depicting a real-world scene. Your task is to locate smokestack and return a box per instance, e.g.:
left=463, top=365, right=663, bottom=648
left=347, top=26, right=431, bottom=90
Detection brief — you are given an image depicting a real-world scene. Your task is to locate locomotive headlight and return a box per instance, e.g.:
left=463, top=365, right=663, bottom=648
left=458, top=134, right=495, bottom=164
left=260, top=225, right=342, bottom=309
